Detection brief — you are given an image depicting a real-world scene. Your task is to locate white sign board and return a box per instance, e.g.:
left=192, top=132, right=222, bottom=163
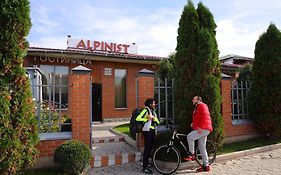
left=104, top=68, right=112, bottom=76
left=67, top=37, right=137, bottom=54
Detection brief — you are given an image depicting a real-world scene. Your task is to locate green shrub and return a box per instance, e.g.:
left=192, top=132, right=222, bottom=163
left=0, top=1, right=39, bottom=174
left=54, top=140, right=91, bottom=175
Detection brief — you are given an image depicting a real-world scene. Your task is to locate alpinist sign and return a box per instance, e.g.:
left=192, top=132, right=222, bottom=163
left=67, top=38, right=137, bottom=54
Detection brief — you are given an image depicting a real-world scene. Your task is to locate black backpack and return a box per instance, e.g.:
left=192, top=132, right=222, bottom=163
left=129, top=108, right=149, bottom=140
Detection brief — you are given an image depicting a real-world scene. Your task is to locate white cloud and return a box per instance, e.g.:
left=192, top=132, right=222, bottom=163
left=216, top=19, right=261, bottom=57
left=28, top=0, right=183, bottom=57
left=30, top=4, right=59, bottom=35
left=28, top=0, right=281, bottom=58
left=29, top=37, right=67, bottom=49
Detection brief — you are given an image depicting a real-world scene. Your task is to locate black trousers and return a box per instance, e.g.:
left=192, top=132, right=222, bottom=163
left=142, top=129, right=155, bottom=169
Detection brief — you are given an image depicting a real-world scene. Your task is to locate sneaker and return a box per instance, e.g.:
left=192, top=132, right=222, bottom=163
left=196, top=165, right=210, bottom=172
left=142, top=168, right=153, bottom=174
left=183, top=154, right=195, bottom=161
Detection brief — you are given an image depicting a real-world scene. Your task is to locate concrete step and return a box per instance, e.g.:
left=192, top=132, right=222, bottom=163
left=92, top=142, right=141, bottom=167
left=92, top=136, right=125, bottom=144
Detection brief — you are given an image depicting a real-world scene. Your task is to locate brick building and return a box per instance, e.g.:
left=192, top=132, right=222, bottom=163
left=220, top=54, right=254, bottom=79
left=24, top=37, right=259, bottom=167
left=25, top=38, right=163, bottom=122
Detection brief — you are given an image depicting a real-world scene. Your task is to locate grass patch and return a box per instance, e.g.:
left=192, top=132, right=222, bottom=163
left=217, top=137, right=281, bottom=155
left=113, top=123, right=130, bottom=136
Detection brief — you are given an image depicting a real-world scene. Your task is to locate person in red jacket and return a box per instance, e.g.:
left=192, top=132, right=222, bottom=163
left=184, top=96, right=213, bottom=172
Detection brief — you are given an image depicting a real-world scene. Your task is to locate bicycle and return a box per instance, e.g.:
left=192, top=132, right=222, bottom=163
left=152, top=127, right=216, bottom=174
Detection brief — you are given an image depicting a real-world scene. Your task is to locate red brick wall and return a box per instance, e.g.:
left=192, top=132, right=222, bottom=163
left=95, top=62, right=156, bottom=119
left=36, top=140, right=68, bottom=157
left=24, top=54, right=157, bottom=157
left=35, top=67, right=92, bottom=158
left=137, top=75, right=155, bottom=108
left=221, top=79, right=258, bottom=138
left=24, top=55, right=157, bottom=121
left=69, top=69, right=91, bottom=146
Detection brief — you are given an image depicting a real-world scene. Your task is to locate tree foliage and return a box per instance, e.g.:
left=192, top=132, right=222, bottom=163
left=249, top=23, right=281, bottom=140
left=157, top=52, right=175, bottom=81
left=237, top=64, right=252, bottom=82
left=174, top=1, right=223, bottom=145
left=0, top=0, right=39, bottom=174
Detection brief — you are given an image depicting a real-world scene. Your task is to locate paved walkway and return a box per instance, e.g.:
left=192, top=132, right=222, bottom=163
left=91, top=121, right=142, bottom=167
left=90, top=148, right=281, bottom=174
left=92, top=121, right=128, bottom=138
left=91, top=122, right=281, bottom=174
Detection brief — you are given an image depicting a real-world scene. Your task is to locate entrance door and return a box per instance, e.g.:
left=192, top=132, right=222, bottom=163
left=92, top=83, right=102, bottom=122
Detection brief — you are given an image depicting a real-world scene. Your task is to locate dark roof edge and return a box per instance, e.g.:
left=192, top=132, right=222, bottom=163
left=219, top=54, right=254, bottom=61
left=28, top=47, right=166, bottom=61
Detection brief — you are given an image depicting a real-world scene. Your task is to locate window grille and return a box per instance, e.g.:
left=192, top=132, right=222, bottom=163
left=27, top=66, right=71, bottom=134
left=231, top=80, right=251, bottom=124
left=154, top=78, right=175, bottom=125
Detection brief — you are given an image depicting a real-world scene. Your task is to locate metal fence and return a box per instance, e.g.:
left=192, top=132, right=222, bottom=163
left=154, top=78, right=175, bottom=125
left=231, top=80, right=251, bottom=124
left=27, top=68, right=71, bottom=133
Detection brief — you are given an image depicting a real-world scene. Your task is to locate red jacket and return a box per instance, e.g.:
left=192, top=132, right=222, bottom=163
left=192, top=102, right=213, bottom=132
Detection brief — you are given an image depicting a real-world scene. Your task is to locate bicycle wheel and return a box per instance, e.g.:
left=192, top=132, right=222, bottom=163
left=152, top=144, right=181, bottom=175
left=195, top=140, right=216, bottom=166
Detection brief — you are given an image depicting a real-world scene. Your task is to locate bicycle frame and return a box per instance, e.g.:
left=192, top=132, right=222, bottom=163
left=169, top=128, right=216, bottom=163
left=169, top=129, right=190, bottom=155
left=153, top=128, right=217, bottom=174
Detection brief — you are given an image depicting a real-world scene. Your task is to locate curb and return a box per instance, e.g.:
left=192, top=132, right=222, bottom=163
left=215, top=143, right=281, bottom=163
left=178, top=143, right=281, bottom=170
left=91, top=152, right=141, bottom=168
left=92, top=136, right=124, bottom=144
left=110, top=128, right=138, bottom=150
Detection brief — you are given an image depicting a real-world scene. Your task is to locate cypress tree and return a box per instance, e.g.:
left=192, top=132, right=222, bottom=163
left=0, top=0, right=39, bottom=174
left=196, top=2, right=223, bottom=144
left=250, top=24, right=281, bottom=140
left=174, top=0, right=200, bottom=132
left=174, top=1, right=223, bottom=144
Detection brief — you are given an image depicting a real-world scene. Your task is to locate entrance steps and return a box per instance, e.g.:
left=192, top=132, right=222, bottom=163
left=91, top=122, right=141, bottom=168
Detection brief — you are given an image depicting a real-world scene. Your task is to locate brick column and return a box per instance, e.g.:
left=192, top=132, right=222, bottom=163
left=136, top=69, right=155, bottom=108
left=221, top=77, right=232, bottom=137
left=136, top=69, right=155, bottom=151
left=69, top=65, right=92, bottom=146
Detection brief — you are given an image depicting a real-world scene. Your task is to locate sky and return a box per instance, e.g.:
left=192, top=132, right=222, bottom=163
left=27, top=0, right=281, bottom=58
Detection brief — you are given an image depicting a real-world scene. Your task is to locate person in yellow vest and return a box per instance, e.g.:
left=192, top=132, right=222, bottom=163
left=136, top=98, right=160, bottom=174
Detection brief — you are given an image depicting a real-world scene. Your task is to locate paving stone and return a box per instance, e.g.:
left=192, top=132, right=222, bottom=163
left=90, top=148, right=281, bottom=174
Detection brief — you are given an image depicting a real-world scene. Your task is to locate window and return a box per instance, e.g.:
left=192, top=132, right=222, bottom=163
left=115, top=69, right=127, bottom=108
left=231, top=80, right=251, bottom=124
left=36, top=65, right=70, bottom=134
left=40, top=65, right=69, bottom=109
